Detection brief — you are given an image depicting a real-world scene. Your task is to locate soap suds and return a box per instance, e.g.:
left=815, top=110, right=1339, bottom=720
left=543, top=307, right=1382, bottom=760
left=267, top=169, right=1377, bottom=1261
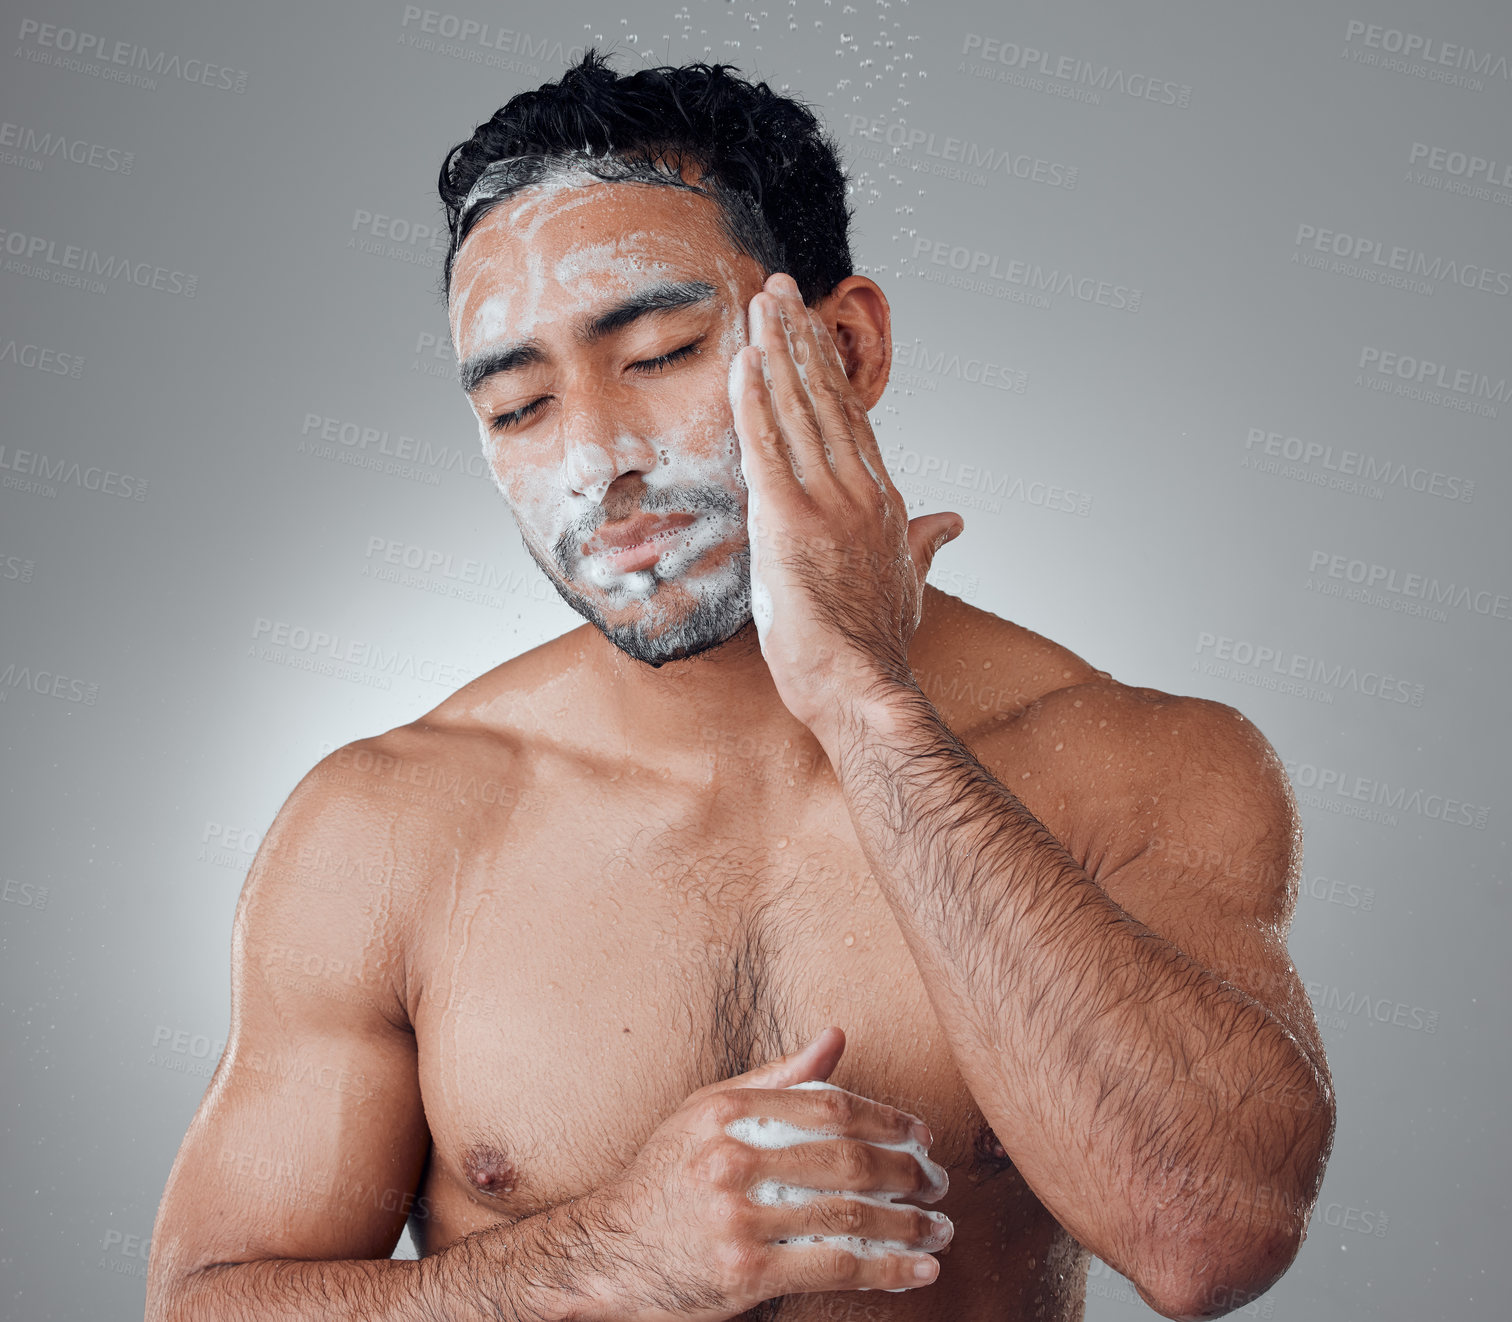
left=725, top=1080, right=951, bottom=1291
left=449, top=176, right=789, bottom=652
left=743, top=464, right=773, bottom=638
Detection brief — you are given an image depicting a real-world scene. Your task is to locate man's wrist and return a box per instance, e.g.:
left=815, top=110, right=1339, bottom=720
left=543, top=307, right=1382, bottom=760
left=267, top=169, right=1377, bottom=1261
left=814, top=674, right=939, bottom=769
left=459, top=1196, right=626, bottom=1322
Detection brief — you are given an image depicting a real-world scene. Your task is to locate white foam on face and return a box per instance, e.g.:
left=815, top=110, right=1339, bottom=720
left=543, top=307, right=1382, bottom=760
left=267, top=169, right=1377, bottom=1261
left=553, top=239, right=657, bottom=287
left=724, top=1080, right=952, bottom=1291
left=450, top=167, right=646, bottom=378
left=741, top=447, right=773, bottom=639
left=452, top=183, right=765, bottom=633
left=576, top=427, right=746, bottom=616
left=474, top=282, right=517, bottom=347
left=730, top=344, right=776, bottom=642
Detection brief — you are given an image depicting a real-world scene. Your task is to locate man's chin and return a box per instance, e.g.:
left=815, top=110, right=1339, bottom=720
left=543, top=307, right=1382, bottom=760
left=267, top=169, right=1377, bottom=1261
left=618, top=614, right=756, bottom=668
left=591, top=597, right=755, bottom=668
left=520, top=529, right=754, bottom=667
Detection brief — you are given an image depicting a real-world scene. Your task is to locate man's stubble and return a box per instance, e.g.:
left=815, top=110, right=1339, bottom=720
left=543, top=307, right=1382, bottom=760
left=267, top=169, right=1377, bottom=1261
left=516, top=481, right=756, bottom=668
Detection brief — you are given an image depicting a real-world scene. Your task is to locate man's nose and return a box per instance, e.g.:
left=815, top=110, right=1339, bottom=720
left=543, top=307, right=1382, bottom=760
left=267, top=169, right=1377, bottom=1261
left=558, top=400, right=661, bottom=505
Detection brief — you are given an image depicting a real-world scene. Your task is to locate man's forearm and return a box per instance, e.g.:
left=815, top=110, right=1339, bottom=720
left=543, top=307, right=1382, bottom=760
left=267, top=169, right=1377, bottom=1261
left=154, top=1198, right=621, bottom=1322
left=822, top=682, right=1331, bottom=1300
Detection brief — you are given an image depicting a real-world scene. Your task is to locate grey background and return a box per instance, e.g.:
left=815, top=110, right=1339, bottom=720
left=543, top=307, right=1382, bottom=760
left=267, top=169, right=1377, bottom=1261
left=1, top=0, right=1508, bottom=1317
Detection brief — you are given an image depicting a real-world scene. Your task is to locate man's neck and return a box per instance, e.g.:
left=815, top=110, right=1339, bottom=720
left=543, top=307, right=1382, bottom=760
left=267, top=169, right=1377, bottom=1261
left=586, top=618, right=833, bottom=787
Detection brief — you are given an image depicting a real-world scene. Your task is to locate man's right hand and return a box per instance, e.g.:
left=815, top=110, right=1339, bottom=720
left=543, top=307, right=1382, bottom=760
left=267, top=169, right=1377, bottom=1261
left=578, top=1026, right=954, bottom=1320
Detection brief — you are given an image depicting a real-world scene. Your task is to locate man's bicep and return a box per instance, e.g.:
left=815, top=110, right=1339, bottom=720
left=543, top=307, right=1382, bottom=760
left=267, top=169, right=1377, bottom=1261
left=154, top=1016, right=430, bottom=1276
left=150, top=758, right=432, bottom=1288
left=1093, top=696, right=1327, bottom=1071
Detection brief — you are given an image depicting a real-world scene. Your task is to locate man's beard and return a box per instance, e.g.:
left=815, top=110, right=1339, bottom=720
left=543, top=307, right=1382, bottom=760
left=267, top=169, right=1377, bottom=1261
left=518, top=483, right=755, bottom=668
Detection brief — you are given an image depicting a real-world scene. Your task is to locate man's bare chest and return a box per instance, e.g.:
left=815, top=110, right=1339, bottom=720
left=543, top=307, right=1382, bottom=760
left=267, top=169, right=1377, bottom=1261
left=401, top=770, right=1038, bottom=1239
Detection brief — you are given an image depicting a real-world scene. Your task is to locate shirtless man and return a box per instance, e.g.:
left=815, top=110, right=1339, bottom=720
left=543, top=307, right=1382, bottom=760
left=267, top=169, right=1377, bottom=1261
left=145, top=50, right=1335, bottom=1322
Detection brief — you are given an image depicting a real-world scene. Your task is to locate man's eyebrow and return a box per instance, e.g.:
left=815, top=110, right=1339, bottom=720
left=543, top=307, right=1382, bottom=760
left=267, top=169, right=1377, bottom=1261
left=459, top=279, right=718, bottom=395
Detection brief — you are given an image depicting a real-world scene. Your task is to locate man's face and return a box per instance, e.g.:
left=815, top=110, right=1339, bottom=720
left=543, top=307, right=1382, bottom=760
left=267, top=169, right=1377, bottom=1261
left=448, top=169, right=770, bottom=667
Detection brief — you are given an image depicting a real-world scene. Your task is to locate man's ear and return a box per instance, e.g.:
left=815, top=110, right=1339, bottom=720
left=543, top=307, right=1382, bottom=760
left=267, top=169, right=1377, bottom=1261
left=811, top=276, right=891, bottom=412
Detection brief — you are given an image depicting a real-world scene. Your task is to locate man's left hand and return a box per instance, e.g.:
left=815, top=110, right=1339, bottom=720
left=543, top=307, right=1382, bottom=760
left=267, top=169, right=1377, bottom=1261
left=729, top=271, right=964, bottom=746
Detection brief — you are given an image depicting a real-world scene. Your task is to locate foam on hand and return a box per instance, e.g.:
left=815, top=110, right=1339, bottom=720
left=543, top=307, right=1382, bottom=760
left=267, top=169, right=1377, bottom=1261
left=724, top=1080, right=952, bottom=1292
left=739, top=426, right=774, bottom=639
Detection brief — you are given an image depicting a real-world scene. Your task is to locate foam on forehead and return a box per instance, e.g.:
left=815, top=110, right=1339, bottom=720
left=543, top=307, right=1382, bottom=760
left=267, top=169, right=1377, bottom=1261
left=460, top=155, right=604, bottom=230
left=452, top=168, right=722, bottom=356
left=497, top=167, right=611, bottom=241
left=552, top=239, right=676, bottom=287
left=451, top=167, right=602, bottom=340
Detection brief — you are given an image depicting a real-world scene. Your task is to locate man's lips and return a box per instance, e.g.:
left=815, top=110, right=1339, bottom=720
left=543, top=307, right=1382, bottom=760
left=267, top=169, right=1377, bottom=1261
left=584, top=512, right=698, bottom=558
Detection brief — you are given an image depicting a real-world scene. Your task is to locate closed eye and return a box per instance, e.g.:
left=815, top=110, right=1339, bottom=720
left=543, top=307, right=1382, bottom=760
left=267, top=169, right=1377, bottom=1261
left=628, top=338, right=705, bottom=373
left=487, top=338, right=706, bottom=433
left=488, top=397, right=548, bottom=432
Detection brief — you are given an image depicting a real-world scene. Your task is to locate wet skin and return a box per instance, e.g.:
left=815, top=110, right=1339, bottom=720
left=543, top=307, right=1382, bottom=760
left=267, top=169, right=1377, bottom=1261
left=306, top=588, right=1114, bottom=1322
left=447, top=165, right=768, bottom=669
left=146, top=169, right=1328, bottom=1322
left=429, top=176, right=1089, bottom=1315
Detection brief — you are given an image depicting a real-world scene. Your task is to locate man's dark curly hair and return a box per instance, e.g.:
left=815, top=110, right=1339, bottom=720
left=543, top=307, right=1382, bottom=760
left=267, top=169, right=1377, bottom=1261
left=436, top=46, right=855, bottom=309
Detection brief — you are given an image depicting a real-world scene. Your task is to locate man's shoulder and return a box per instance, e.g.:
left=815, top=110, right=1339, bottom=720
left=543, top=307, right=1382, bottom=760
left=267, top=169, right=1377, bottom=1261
left=936, top=597, right=1292, bottom=849
left=923, top=589, right=1261, bottom=758
left=1019, top=670, right=1282, bottom=788
left=301, top=713, right=539, bottom=823
left=913, top=587, right=1107, bottom=727
left=303, top=627, right=592, bottom=812
left=989, top=662, right=1296, bottom=896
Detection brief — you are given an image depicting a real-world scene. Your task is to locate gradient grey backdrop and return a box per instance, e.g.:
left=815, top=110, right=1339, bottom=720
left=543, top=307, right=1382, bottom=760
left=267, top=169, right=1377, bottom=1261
left=2, top=0, right=1508, bottom=1317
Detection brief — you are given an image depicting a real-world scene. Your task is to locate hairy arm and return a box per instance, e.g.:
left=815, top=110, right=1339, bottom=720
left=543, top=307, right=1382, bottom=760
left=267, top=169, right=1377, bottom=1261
left=819, top=679, right=1335, bottom=1320
left=167, top=1199, right=629, bottom=1322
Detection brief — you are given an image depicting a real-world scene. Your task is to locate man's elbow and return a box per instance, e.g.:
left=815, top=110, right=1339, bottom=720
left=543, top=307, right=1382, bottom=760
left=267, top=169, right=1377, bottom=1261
left=1134, top=1223, right=1303, bottom=1321
left=1140, top=1074, right=1336, bottom=1318
left=146, top=1259, right=234, bottom=1322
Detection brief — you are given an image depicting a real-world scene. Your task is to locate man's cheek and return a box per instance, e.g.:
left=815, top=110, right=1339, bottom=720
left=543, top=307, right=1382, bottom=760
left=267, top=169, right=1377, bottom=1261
left=648, top=410, right=742, bottom=493
left=501, top=465, right=567, bottom=528
left=520, top=489, right=558, bottom=524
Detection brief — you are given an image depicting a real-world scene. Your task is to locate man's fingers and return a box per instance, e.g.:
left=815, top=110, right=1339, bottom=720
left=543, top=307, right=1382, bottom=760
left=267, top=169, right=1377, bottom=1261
left=794, top=305, right=872, bottom=484
left=800, top=305, right=892, bottom=495
left=719, top=1083, right=930, bottom=1148
left=751, top=291, right=832, bottom=488
left=777, top=296, right=853, bottom=467
left=754, top=1139, right=948, bottom=1204
left=733, top=345, right=807, bottom=505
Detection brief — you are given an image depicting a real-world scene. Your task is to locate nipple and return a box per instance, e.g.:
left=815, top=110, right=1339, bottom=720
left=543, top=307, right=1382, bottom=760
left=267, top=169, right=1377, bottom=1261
left=974, top=1121, right=1015, bottom=1169
left=462, top=1143, right=519, bottom=1197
